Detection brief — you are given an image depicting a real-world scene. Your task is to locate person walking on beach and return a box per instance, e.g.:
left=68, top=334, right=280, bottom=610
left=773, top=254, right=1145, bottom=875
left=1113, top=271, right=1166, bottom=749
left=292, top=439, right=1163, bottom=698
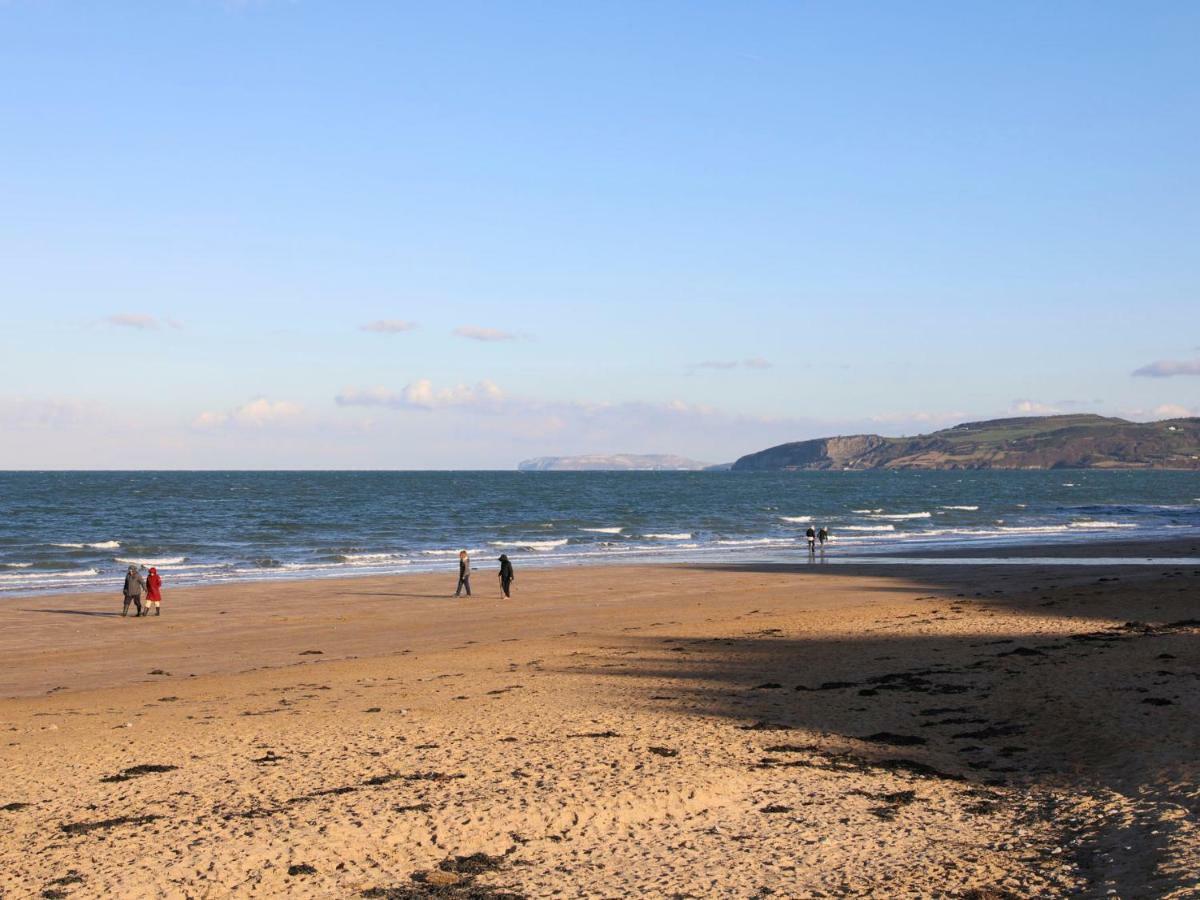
left=454, top=550, right=472, bottom=597
left=122, top=564, right=145, bottom=617
left=145, top=566, right=163, bottom=615
left=805, top=526, right=816, bottom=555
left=498, top=554, right=514, bottom=599
left=818, top=526, right=829, bottom=548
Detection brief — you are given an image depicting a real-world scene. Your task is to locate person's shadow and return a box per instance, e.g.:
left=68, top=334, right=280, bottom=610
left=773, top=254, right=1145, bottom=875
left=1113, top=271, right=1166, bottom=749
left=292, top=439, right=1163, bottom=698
left=19, top=608, right=124, bottom=617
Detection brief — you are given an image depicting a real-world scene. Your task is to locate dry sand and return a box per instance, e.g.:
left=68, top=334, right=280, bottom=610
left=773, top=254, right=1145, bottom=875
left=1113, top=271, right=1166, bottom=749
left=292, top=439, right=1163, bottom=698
left=1, top=541, right=1198, bottom=898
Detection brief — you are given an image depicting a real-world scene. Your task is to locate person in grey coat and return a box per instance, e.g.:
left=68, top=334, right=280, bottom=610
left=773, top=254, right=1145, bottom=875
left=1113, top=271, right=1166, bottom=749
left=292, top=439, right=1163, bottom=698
left=122, top=564, right=146, bottom=617
left=454, top=550, right=472, bottom=597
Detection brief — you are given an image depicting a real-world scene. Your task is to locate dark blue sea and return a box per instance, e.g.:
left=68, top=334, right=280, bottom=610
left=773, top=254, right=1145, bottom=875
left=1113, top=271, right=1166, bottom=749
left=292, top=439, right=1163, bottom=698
left=1, top=470, right=1198, bottom=594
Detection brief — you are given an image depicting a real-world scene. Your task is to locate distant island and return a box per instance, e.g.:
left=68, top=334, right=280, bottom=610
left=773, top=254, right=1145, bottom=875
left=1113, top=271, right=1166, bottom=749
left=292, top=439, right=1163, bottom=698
left=731, top=415, right=1200, bottom=471
left=518, top=454, right=722, bottom=472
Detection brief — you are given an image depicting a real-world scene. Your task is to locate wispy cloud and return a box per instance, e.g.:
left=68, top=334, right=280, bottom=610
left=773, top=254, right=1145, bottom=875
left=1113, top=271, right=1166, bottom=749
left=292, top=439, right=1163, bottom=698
left=0, top=396, right=101, bottom=428
left=869, top=409, right=968, bottom=428
left=336, top=380, right=505, bottom=412
left=689, top=357, right=773, bottom=372
left=104, top=313, right=160, bottom=330
left=361, top=319, right=418, bottom=334
left=193, top=398, right=304, bottom=428
left=1132, top=358, right=1200, bottom=378
left=453, top=326, right=518, bottom=342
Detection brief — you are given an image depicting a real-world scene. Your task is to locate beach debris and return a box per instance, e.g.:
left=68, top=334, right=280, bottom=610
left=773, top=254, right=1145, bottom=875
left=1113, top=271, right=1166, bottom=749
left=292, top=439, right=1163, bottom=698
left=860, top=732, right=927, bottom=747
left=395, top=803, right=432, bottom=813
left=287, top=864, right=317, bottom=876
left=738, top=720, right=792, bottom=731
left=996, top=647, right=1045, bottom=657
left=299, top=650, right=323, bottom=655
left=795, top=680, right=859, bottom=691
left=365, top=851, right=524, bottom=899
left=101, top=764, right=178, bottom=782
left=760, top=804, right=792, bottom=814
left=647, top=746, right=678, bottom=757
left=2, top=802, right=31, bottom=812
left=849, top=788, right=917, bottom=820
left=752, top=682, right=783, bottom=690
left=952, top=724, right=1024, bottom=740
left=365, top=707, right=382, bottom=713
left=1142, top=697, right=1173, bottom=706
left=568, top=730, right=620, bottom=738
left=60, top=814, right=162, bottom=835
left=251, top=751, right=284, bottom=765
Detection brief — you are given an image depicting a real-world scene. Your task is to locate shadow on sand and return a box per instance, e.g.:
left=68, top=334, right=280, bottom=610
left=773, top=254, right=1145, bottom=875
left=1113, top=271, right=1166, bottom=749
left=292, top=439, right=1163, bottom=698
left=558, top=560, right=1200, bottom=897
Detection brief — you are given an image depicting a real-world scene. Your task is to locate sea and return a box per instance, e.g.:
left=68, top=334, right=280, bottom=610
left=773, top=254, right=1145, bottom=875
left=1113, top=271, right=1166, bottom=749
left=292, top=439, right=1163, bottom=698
left=1, top=470, right=1197, bottom=595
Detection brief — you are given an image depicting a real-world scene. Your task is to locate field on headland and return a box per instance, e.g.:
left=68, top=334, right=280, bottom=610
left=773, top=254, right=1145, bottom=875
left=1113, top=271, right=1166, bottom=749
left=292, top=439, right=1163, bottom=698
left=2, top=541, right=1198, bottom=898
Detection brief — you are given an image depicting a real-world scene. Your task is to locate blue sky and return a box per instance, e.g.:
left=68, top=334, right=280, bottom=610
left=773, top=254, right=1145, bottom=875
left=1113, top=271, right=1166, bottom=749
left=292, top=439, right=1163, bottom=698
left=1, top=1, right=1197, bottom=467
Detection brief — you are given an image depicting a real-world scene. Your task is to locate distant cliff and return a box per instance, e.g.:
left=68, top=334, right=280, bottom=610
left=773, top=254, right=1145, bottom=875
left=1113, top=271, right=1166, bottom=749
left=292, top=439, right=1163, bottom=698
left=731, top=415, right=1200, bottom=471
left=518, top=454, right=713, bottom=472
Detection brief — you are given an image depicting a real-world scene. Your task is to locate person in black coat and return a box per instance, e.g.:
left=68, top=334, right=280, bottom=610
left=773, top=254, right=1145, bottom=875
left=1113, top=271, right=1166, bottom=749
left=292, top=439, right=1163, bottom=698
left=498, top=554, right=514, bottom=599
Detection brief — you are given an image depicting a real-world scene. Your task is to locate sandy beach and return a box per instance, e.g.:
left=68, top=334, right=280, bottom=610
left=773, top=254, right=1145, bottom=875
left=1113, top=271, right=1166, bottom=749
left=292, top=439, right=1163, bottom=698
left=2, top=540, right=1198, bottom=898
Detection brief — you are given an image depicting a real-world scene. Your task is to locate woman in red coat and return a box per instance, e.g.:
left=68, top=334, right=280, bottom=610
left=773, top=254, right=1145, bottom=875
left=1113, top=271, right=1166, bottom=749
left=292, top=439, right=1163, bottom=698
left=145, top=567, right=163, bottom=616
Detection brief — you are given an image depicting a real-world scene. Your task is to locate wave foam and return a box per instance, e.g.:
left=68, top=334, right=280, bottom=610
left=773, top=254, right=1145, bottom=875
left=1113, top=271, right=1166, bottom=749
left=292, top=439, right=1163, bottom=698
left=869, top=512, right=932, bottom=520
left=0, top=567, right=100, bottom=582
left=490, top=539, right=569, bottom=551
left=645, top=533, right=692, bottom=540
left=940, top=505, right=979, bottom=511
left=840, top=525, right=896, bottom=532
left=53, top=540, right=121, bottom=550
left=581, top=527, right=623, bottom=534
left=779, top=516, right=812, bottom=523
left=114, top=556, right=186, bottom=566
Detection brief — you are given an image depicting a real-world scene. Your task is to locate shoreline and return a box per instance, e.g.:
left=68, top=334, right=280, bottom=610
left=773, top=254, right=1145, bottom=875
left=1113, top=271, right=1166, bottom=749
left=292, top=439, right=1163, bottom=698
left=3, top=531, right=1197, bottom=601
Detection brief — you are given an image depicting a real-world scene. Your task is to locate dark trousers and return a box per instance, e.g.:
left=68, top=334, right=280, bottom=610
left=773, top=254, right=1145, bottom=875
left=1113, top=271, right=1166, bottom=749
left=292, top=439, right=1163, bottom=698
left=123, top=595, right=142, bottom=615
left=500, top=577, right=512, bottom=598
left=455, top=575, right=471, bottom=597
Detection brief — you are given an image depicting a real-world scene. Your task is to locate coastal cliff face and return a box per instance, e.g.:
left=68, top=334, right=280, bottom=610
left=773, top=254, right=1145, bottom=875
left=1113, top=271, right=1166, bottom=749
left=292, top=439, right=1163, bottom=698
left=731, top=415, right=1200, bottom=471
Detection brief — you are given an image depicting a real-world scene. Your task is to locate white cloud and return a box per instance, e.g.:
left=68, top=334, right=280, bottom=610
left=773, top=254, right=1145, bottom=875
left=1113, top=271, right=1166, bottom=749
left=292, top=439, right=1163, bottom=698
left=193, top=398, right=304, bottom=428
left=1132, top=358, right=1200, bottom=378
left=1009, top=399, right=1061, bottom=415
left=104, top=313, right=159, bottom=330
left=361, top=319, right=418, bottom=334
left=453, top=326, right=518, bottom=342
left=743, top=357, right=773, bottom=370
left=336, top=379, right=505, bottom=411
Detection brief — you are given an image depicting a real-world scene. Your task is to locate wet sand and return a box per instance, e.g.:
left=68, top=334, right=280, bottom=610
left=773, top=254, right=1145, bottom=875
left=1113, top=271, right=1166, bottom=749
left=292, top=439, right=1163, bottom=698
left=1, top=539, right=1198, bottom=897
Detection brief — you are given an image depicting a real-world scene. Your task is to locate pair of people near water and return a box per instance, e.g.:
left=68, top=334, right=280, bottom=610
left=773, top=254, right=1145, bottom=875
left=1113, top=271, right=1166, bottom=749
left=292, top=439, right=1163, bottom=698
left=805, top=526, right=830, bottom=553
left=122, top=564, right=163, bottom=616
left=455, top=551, right=515, bottom=599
